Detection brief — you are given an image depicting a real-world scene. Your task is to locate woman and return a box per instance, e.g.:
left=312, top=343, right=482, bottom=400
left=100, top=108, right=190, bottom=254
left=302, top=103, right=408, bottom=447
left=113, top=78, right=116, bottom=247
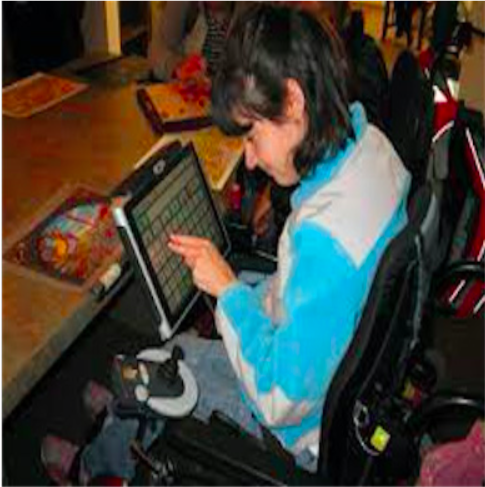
left=169, top=2, right=411, bottom=467
left=42, top=4, right=411, bottom=483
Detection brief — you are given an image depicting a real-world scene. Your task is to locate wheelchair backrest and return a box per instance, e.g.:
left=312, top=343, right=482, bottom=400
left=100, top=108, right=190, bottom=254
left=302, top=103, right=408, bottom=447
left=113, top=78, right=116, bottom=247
left=343, top=10, right=390, bottom=131
left=318, top=185, right=435, bottom=485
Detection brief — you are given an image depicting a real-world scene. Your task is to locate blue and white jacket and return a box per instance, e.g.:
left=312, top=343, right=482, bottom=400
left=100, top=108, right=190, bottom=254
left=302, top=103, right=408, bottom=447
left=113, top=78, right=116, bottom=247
left=215, top=103, right=411, bottom=456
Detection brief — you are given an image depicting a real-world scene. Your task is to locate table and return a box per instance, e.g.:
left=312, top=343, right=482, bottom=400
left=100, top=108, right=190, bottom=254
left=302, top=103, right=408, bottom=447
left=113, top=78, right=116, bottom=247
left=2, top=80, right=160, bottom=418
left=2, top=73, right=239, bottom=419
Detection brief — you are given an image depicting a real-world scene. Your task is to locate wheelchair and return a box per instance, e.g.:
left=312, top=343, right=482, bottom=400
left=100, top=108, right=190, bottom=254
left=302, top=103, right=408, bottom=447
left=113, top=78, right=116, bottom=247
left=96, top=27, right=484, bottom=485
left=124, top=35, right=485, bottom=484
left=106, top=182, right=480, bottom=487
left=417, top=17, right=484, bottom=321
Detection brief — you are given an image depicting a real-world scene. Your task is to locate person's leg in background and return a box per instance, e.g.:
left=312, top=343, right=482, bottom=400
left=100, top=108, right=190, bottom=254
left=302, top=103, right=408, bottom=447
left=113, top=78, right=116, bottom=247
left=431, top=1, right=459, bottom=54
left=396, top=2, right=407, bottom=37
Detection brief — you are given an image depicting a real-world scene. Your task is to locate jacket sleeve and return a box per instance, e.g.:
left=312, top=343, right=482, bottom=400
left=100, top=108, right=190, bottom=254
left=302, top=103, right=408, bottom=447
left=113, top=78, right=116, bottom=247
left=215, top=221, right=364, bottom=427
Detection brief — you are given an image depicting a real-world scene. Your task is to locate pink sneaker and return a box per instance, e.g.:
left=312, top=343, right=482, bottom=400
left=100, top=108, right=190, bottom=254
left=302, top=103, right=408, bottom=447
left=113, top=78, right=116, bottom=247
left=82, top=381, right=114, bottom=421
left=418, top=420, right=485, bottom=486
left=40, top=435, right=80, bottom=485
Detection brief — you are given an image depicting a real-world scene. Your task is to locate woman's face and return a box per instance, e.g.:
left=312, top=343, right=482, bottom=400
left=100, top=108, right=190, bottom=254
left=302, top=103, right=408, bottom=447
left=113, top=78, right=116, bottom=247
left=236, top=81, right=307, bottom=187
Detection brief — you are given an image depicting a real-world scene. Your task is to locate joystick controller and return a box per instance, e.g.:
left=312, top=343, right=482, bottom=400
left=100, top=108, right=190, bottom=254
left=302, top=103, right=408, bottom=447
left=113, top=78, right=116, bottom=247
left=157, top=346, right=184, bottom=386
left=112, top=345, right=198, bottom=418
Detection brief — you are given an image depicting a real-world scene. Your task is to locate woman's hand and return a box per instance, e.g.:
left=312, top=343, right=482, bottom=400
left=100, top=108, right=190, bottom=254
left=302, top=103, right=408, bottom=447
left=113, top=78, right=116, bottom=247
left=168, top=235, right=237, bottom=298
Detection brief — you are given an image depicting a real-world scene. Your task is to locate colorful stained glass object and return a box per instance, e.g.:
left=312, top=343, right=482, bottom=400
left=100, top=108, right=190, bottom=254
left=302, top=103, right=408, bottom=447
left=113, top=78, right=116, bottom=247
left=4, top=187, right=121, bottom=288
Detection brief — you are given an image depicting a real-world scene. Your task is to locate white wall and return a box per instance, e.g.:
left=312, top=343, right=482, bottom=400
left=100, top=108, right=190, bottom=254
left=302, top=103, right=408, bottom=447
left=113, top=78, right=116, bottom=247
left=81, top=1, right=121, bottom=56
left=460, top=2, right=485, bottom=113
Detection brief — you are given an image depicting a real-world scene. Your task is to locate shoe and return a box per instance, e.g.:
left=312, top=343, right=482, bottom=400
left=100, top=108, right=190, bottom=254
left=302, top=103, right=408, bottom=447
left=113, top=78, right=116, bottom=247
left=82, top=381, right=114, bottom=421
left=41, top=435, right=80, bottom=485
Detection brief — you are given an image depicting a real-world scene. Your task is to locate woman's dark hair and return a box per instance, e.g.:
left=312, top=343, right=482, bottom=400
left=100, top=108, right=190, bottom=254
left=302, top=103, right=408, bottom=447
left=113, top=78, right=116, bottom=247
left=211, top=4, right=354, bottom=177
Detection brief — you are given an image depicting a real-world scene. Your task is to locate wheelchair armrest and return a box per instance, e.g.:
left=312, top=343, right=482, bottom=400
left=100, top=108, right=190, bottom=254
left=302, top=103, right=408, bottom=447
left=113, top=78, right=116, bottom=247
left=225, top=219, right=277, bottom=274
left=434, top=260, right=484, bottom=288
left=430, top=260, right=484, bottom=315
left=225, top=219, right=253, bottom=252
left=163, top=415, right=320, bottom=486
left=230, top=251, right=277, bottom=275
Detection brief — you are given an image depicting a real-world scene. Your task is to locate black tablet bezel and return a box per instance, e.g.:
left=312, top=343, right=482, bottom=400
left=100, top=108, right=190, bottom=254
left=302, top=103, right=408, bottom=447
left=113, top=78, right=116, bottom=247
left=122, top=142, right=231, bottom=329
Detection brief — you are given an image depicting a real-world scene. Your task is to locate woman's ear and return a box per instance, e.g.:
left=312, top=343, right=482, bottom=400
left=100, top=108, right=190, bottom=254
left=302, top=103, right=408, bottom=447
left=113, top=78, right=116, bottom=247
left=284, top=79, right=306, bottom=122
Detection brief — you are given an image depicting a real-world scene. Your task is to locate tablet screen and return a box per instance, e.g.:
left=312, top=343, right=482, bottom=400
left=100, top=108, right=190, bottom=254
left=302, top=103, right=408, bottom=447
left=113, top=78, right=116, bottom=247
left=115, top=142, right=230, bottom=339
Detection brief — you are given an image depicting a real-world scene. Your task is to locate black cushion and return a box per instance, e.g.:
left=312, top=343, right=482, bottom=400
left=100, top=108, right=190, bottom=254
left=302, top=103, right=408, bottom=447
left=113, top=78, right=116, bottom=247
left=387, top=51, right=434, bottom=192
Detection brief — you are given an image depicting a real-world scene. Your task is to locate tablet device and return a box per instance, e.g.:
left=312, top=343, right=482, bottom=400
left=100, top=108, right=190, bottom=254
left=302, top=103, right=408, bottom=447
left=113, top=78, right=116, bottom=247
left=113, top=142, right=230, bottom=340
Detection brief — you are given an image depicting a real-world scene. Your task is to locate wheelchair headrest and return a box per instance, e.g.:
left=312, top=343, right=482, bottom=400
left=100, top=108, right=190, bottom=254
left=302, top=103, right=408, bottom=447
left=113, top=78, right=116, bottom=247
left=387, top=51, right=434, bottom=187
